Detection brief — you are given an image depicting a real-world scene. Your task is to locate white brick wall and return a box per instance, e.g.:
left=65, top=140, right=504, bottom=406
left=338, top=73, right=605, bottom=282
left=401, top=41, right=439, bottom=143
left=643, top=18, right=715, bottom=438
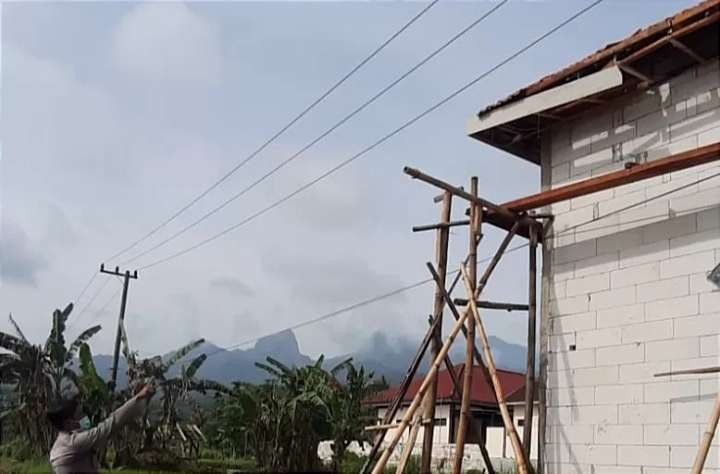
left=543, top=59, right=720, bottom=473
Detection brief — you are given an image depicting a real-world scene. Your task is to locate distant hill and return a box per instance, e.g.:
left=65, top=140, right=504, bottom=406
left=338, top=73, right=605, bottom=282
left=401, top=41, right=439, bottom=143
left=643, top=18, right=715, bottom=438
left=92, top=330, right=527, bottom=387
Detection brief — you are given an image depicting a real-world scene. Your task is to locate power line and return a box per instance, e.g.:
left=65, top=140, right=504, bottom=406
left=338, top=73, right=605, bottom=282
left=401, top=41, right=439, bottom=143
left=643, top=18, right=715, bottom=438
left=69, top=277, right=111, bottom=329
left=121, top=0, right=510, bottom=266
left=74, top=272, right=98, bottom=306
left=137, top=0, right=604, bottom=271
left=83, top=285, right=123, bottom=330
left=204, top=170, right=720, bottom=358
left=103, top=0, right=440, bottom=264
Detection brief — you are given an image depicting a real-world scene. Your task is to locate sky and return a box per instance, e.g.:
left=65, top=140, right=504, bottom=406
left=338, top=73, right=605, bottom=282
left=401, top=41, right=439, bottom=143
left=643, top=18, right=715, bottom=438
left=0, top=0, right=701, bottom=359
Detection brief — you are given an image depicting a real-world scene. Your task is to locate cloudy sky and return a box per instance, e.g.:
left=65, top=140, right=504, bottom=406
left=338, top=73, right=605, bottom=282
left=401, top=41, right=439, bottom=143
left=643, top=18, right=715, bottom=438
left=1, top=0, right=698, bottom=359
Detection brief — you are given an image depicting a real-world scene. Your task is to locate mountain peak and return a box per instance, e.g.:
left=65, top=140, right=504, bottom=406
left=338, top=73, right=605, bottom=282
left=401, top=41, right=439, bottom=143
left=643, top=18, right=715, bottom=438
left=253, top=329, right=299, bottom=357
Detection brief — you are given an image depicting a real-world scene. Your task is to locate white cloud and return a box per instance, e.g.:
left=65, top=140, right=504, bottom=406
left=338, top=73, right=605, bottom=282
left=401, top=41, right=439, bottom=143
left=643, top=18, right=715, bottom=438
left=112, top=3, right=223, bottom=85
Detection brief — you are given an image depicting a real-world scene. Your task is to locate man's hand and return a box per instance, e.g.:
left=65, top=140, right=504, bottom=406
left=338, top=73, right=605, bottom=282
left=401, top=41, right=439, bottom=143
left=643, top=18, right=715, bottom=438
left=136, top=384, right=156, bottom=400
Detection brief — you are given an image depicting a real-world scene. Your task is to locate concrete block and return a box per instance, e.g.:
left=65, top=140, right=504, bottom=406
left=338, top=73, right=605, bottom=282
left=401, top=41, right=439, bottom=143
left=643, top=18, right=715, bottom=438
left=618, top=445, right=669, bottom=467
left=619, top=239, right=670, bottom=268
left=596, top=343, right=644, bottom=366
left=672, top=446, right=719, bottom=469
left=549, top=348, right=596, bottom=371
left=554, top=239, right=597, bottom=265
left=589, top=286, right=636, bottom=310
left=598, top=227, right=643, bottom=255
left=547, top=406, right=572, bottom=425
left=571, top=147, right=614, bottom=175
left=644, top=424, right=699, bottom=446
left=595, top=383, right=643, bottom=404
left=547, top=424, right=593, bottom=444
left=670, top=229, right=720, bottom=258
left=672, top=66, right=720, bottom=102
left=577, top=327, right=622, bottom=349
left=549, top=386, right=595, bottom=407
left=700, top=378, right=719, bottom=398
left=675, top=312, right=720, bottom=338
left=645, top=336, right=700, bottom=361
left=566, top=443, right=618, bottom=465
left=621, top=320, right=673, bottom=343
left=671, top=187, right=720, bottom=217
left=575, top=252, right=619, bottom=278
left=571, top=188, right=614, bottom=210
left=611, top=262, right=659, bottom=288
left=699, top=122, right=720, bottom=146
left=567, top=273, right=611, bottom=296
left=552, top=312, right=596, bottom=334
left=550, top=333, right=576, bottom=353
left=645, top=294, right=699, bottom=321
left=672, top=356, right=720, bottom=380
left=670, top=107, right=720, bottom=142
left=594, top=467, right=642, bottom=474
left=552, top=162, right=571, bottom=185
left=644, top=380, right=699, bottom=403
left=571, top=404, right=618, bottom=425
left=571, top=365, right=620, bottom=387
left=637, top=276, right=689, bottom=302
left=700, top=334, right=718, bottom=356
left=550, top=281, right=568, bottom=301
left=599, top=188, right=646, bottom=216
left=620, top=361, right=671, bottom=383
left=697, top=207, right=720, bottom=231
left=551, top=295, right=590, bottom=316
left=660, top=250, right=717, bottom=279
left=625, top=89, right=662, bottom=121
left=617, top=201, right=669, bottom=231
left=597, top=303, right=645, bottom=328
left=619, top=402, right=670, bottom=424
left=594, top=424, right=642, bottom=445
left=553, top=261, right=575, bottom=281
left=700, top=291, right=720, bottom=313
left=548, top=369, right=573, bottom=389
left=672, top=398, right=717, bottom=424
left=642, top=214, right=697, bottom=243
left=554, top=205, right=596, bottom=234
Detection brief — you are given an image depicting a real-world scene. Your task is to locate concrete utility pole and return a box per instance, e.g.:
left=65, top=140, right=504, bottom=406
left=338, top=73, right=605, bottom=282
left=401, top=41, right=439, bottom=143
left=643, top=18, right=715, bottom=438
left=99, top=264, right=138, bottom=392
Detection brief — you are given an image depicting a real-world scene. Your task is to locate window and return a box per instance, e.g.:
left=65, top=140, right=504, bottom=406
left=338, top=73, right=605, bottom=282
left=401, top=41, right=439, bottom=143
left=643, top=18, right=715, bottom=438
left=434, top=418, right=447, bottom=426
left=517, top=419, right=525, bottom=427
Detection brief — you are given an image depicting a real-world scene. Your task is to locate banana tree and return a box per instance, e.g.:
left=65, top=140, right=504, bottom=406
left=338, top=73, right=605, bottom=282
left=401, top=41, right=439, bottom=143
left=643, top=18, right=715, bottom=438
left=0, top=304, right=101, bottom=455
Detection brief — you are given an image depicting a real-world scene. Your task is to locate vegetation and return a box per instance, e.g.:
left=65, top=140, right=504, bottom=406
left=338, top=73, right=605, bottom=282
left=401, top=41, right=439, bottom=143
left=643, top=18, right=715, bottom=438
left=207, top=355, right=386, bottom=472
left=0, top=303, right=387, bottom=473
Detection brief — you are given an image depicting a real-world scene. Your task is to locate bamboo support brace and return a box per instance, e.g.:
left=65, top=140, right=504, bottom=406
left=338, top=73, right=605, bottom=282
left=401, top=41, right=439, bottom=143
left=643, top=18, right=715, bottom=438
left=461, top=266, right=531, bottom=474
left=371, top=308, right=470, bottom=474
left=691, top=391, right=720, bottom=474
left=396, top=417, right=422, bottom=474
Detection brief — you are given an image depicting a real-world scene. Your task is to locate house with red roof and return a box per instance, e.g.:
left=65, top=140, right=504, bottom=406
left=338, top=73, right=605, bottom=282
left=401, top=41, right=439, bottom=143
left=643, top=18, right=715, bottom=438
left=365, top=364, right=538, bottom=459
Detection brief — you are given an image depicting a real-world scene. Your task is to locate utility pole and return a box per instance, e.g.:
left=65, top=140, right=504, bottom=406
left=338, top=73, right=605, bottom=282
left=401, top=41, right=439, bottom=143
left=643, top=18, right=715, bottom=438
left=99, top=264, right=138, bottom=392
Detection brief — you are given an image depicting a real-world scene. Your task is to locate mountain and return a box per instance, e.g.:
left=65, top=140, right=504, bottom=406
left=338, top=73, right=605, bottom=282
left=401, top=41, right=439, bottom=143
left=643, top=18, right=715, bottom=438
left=93, top=330, right=526, bottom=387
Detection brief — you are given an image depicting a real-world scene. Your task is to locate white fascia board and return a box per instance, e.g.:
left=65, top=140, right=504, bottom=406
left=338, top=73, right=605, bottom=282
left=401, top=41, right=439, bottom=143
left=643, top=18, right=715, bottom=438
left=466, top=66, right=624, bottom=136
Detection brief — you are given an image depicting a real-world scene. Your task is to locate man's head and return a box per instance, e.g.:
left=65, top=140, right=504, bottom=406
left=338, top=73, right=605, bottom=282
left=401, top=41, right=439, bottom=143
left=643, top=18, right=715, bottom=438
left=46, top=397, right=81, bottom=431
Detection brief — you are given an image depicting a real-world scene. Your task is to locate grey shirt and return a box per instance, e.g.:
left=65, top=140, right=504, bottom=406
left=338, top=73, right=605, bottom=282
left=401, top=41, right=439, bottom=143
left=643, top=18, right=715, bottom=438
left=49, top=395, right=146, bottom=474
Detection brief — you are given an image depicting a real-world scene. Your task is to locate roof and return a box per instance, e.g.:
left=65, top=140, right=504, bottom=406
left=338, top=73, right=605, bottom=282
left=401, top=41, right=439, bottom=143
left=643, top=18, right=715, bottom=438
left=365, top=364, right=526, bottom=408
left=467, top=0, right=720, bottom=165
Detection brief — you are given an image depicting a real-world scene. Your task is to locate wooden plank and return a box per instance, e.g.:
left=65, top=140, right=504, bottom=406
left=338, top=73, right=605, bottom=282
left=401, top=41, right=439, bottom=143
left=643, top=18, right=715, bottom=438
left=500, top=142, right=720, bottom=212
left=454, top=299, right=529, bottom=311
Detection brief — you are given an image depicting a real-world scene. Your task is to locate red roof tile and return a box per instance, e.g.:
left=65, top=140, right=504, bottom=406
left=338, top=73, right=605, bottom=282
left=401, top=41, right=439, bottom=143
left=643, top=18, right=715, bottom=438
left=366, top=364, right=526, bottom=408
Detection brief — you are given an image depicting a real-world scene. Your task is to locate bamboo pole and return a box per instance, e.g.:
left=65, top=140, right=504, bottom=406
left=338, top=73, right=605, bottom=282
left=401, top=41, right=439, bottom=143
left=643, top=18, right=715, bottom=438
left=453, top=177, right=479, bottom=474
left=396, top=416, right=422, bottom=474
left=691, top=390, right=720, bottom=474
left=371, top=307, right=471, bottom=474
left=537, top=219, right=551, bottom=474
left=421, top=191, right=453, bottom=474
left=523, top=224, right=538, bottom=458
left=461, top=265, right=531, bottom=474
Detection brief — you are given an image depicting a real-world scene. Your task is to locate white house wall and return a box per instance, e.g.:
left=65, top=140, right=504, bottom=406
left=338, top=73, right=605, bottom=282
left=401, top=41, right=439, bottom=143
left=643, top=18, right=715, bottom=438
left=376, top=404, right=452, bottom=447
left=542, top=58, right=720, bottom=474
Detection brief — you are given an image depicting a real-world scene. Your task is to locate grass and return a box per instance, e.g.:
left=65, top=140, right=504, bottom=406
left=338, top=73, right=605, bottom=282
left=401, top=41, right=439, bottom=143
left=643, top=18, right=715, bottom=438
left=0, top=456, right=258, bottom=473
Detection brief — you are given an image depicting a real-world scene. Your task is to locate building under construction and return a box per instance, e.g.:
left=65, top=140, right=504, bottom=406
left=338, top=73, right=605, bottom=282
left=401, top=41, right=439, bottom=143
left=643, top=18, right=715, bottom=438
left=363, top=1, right=720, bottom=473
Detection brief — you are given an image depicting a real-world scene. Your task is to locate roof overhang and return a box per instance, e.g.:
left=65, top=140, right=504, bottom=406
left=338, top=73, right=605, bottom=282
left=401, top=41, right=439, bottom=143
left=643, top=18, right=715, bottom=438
left=466, top=0, right=720, bottom=165
left=466, top=66, right=624, bottom=138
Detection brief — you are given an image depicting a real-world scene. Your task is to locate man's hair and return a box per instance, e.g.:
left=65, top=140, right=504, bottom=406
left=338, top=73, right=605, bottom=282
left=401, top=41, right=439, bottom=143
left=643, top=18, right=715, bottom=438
left=46, top=398, right=79, bottom=431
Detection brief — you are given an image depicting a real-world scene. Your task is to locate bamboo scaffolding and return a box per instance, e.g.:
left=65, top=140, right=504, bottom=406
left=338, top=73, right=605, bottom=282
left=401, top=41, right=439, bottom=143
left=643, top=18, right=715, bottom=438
left=692, top=390, right=720, bottom=474
left=461, top=266, right=530, bottom=474
left=453, top=177, right=480, bottom=474
left=396, top=416, right=422, bottom=474
left=370, top=306, right=470, bottom=474
left=421, top=191, right=453, bottom=473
